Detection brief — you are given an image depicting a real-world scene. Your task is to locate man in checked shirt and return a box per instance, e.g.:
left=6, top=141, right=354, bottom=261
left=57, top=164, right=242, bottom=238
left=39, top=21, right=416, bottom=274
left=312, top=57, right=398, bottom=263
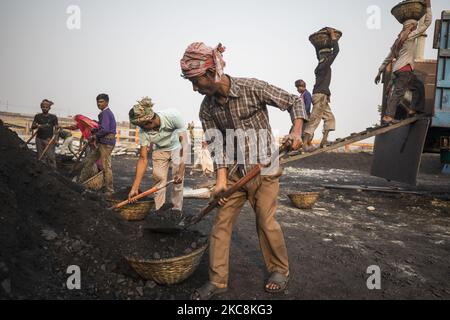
left=181, top=42, right=308, bottom=300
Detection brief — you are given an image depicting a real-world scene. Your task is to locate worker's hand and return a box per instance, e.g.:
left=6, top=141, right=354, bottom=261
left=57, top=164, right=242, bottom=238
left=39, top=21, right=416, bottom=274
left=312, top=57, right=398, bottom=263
left=128, top=187, right=140, bottom=203
left=174, top=162, right=186, bottom=184
left=174, top=168, right=185, bottom=185
left=327, top=28, right=337, bottom=40
left=375, top=72, right=382, bottom=85
left=212, top=182, right=229, bottom=207
left=282, top=134, right=303, bottom=151
left=174, top=175, right=183, bottom=184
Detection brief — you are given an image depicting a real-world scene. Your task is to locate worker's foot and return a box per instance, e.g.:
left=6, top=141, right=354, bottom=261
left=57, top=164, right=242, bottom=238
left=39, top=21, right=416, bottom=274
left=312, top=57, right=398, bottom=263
left=265, top=272, right=290, bottom=294
left=320, top=131, right=331, bottom=148
left=302, top=144, right=317, bottom=153
left=406, top=108, right=417, bottom=117
left=191, top=282, right=228, bottom=300
left=320, top=140, right=330, bottom=148
left=381, top=116, right=396, bottom=126
left=303, top=133, right=313, bottom=146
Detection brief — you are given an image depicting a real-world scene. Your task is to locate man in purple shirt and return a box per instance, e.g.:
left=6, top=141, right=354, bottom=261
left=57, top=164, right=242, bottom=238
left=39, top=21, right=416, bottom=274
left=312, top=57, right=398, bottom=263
left=79, top=94, right=116, bottom=196
left=295, top=79, right=312, bottom=117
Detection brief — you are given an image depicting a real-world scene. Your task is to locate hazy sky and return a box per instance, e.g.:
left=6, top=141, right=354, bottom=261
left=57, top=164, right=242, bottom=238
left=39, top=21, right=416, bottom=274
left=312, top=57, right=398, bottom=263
left=0, top=0, right=447, bottom=139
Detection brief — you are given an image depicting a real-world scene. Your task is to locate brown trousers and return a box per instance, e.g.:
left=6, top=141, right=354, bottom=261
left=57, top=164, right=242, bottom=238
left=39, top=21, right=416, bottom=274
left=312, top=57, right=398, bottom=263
left=152, top=149, right=184, bottom=211
left=304, top=93, right=336, bottom=136
left=209, top=174, right=289, bottom=288
left=36, top=137, right=57, bottom=169
left=80, top=143, right=114, bottom=193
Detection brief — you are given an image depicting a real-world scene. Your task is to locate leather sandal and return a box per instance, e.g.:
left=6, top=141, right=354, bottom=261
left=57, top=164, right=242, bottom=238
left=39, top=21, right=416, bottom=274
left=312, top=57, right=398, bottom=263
left=265, top=272, right=290, bottom=294
left=191, top=282, right=228, bottom=300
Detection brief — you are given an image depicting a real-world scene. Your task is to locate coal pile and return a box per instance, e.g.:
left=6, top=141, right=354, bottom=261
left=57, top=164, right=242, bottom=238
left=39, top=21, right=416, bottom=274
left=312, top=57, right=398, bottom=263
left=124, top=204, right=208, bottom=261
left=112, top=187, right=152, bottom=202
left=127, top=230, right=208, bottom=261
left=0, top=120, right=146, bottom=299
left=143, top=204, right=193, bottom=234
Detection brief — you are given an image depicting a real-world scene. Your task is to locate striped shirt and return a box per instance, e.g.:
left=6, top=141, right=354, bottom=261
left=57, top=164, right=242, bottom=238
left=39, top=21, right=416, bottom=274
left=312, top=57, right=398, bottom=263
left=200, top=76, right=308, bottom=174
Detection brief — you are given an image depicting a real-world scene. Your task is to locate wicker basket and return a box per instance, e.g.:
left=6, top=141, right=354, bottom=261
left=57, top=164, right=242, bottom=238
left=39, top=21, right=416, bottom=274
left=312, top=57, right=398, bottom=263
left=391, top=0, right=426, bottom=24
left=82, top=171, right=104, bottom=191
left=288, top=192, right=320, bottom=209
left=309, top=27, right=342, bottom=50
left=108, top=200, right=154, bottom=221
left=126, top=243, right=208, bottom=285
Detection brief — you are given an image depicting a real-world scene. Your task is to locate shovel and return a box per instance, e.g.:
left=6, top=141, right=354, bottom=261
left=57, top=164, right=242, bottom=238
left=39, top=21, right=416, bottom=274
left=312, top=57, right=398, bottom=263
left=68, top=141, right=91, bottom=176
left=145, top=142, right=292, bottom=234
left=110, top=180, right=175, bottom=210
left=26, top=130, right=38, bottom=144
left=38, top=128, right=61, bottom=161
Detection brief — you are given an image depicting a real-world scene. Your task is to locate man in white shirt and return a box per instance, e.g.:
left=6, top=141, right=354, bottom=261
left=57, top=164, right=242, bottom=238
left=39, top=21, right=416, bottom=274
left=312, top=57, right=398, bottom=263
left=375, top=0, right=432, bottom=124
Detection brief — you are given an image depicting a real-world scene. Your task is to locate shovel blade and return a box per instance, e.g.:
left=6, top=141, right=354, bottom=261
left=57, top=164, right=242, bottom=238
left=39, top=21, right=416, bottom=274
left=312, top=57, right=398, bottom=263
left=143, top=215, right=192, bottom=234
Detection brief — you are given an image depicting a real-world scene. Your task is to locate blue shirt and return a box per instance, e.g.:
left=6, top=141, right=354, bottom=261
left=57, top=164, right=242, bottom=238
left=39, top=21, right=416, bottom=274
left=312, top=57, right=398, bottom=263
left=139, top=109, right=186, bottom=152
left=301, top=90, right=312, bottom=117
left=96, top=107, right=117, bottom=146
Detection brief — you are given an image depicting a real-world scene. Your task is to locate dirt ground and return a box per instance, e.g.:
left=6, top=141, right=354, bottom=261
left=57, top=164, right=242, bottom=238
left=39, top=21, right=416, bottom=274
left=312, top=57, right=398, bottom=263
left=1, top=120, right=449, bottom=300
left=111, top=153, right=450, bottom=300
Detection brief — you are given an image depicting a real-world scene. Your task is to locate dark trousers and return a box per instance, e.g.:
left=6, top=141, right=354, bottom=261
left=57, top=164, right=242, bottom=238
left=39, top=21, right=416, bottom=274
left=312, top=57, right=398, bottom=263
left=385, top=71, right=413, bottom=118
left=36, top=137, right=57, bottom=169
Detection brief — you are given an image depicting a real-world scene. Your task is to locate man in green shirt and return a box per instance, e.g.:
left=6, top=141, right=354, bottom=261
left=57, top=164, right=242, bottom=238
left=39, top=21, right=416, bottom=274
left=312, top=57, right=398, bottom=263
left=128, top=97, right=188, bottom=210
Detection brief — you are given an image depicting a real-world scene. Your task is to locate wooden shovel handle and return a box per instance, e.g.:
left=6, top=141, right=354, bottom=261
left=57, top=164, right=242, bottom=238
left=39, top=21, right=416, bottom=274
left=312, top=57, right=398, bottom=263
left=188, top=142, right=291, bottom=226
left=112, top=180, right=174, bottom=210
left=68, top=142, right=91, bottom=175
left=38, top=129, right=61, bottom=161
left=190, top=165, right=262, bottom=225
left=74, top=142, right=90, bottom=163
left=26, top=131, right=38, bottom=144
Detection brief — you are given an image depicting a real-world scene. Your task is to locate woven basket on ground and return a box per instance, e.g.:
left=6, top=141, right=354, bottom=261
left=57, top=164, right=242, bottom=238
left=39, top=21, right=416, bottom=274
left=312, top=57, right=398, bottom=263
left=82, top=171, right=104, bottom=191
left=288, top=192, right=320, bottom=210
left=109, top=200, right=154, bottom=221
left=309, top=27, right=342, bottom=50
left=391, top=0, right=426, bottom=24
left=126, top=243, right=208, bottom=285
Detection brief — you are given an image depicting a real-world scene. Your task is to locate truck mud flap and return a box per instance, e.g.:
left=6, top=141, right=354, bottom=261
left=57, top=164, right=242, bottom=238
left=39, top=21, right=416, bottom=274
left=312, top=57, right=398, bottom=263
left=371, top=118, right=431, bottom=185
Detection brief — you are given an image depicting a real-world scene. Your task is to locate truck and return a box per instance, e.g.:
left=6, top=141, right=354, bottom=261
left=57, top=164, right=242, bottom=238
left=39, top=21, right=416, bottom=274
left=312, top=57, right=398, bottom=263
left=371, top=10, right=450, bottom=185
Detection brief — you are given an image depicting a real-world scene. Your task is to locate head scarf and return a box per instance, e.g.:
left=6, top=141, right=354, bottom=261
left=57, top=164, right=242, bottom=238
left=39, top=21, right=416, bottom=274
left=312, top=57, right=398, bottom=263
left=41, top=99, right=54, bottom=108
left=129, top=97, right=155, bottom=126
left=180, top=42, right=226, bottom=82
left=391, top=19, right=418, bottom=59
left=74, top=114, right=99, bottom=140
